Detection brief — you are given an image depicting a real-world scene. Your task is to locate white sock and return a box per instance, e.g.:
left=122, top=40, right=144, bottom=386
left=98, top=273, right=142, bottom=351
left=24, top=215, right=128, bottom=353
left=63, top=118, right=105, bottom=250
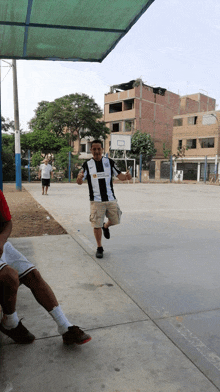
left=1, top=312, right=19, bottom=330
left=49, top=305, right=72, bottom=335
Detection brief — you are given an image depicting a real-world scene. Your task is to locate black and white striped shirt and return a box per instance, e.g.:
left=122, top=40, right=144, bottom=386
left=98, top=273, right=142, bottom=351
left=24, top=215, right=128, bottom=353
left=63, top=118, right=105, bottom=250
left=82, top=157, right=121, bottom=202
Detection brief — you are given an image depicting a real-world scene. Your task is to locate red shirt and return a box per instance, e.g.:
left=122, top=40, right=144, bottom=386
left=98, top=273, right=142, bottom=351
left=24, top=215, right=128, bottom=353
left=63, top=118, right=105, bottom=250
left=0, top=190, right=11, bottom=221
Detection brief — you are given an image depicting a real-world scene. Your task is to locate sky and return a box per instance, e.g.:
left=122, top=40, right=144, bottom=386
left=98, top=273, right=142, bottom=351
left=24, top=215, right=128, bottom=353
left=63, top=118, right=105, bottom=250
left=1, top=0, right=220, bottom=132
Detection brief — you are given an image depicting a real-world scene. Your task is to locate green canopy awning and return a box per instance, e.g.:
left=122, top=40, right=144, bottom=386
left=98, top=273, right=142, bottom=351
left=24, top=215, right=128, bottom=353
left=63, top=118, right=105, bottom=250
left=0, top=0, right=155, bottom=62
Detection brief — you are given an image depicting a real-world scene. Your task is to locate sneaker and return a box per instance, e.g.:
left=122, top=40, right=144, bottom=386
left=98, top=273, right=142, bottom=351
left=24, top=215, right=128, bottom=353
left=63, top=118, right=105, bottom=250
left=0, top=320, right=35, bottom=344
left=102, top=224, right=110, bottom=239
left=96, top=247, right=104, bottom=258
left=62, top=326, right=92, bottom=345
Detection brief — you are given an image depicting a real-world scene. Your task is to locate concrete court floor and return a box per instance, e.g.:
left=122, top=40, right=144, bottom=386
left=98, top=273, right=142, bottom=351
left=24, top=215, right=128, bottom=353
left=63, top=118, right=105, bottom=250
left=1, top=181, right=220, bottom=391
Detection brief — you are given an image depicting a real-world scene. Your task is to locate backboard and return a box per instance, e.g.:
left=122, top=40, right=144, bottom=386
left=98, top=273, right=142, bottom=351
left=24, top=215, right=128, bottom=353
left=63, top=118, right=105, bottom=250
left=110, top=134, right=131, bottom=151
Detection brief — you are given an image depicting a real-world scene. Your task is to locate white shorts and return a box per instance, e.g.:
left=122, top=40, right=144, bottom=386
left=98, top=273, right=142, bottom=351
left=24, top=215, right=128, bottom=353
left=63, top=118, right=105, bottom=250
left=0, top=242, right=36, bottom=280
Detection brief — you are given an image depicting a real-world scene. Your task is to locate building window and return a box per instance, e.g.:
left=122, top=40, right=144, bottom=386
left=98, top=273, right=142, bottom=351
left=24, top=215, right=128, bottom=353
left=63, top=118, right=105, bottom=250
left=186, top=139, right=197, bottom=149
left=124, top=99, right=134, bottom=110
left=202, top=114, right=216, bottom=125
left=200, top=138, right=214, bottom=148
left=173, top=118, right=183, bottom=126
left=124, top=120, right=134, bottom=132
left=111, top=122, right=121, bottom=132
left=80, top=144, right=86, bottom=152
left=109, top=102, right=122, bottom=113
left=178, top=140, right=182, bottom=149
left=188, top=116, right=198, bottom=125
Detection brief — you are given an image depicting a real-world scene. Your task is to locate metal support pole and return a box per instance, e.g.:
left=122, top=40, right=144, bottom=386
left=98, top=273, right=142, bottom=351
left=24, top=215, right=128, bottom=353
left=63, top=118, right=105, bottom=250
left=139, top=154, right=142, bottom=183
left=12, top=60, right=22, bottom=190
left=28, top=149, right=31, bottom=182
left=0, top=60, right=2, bottom=191
left=204, top=156, right=207, bottom=183
left=170, top=155, right=173, bottom=182
left=133, top=159, right=136, bottom=184
left=68, top=151, right=71, bottom=182
left=215, top=154, right=218, bottom=182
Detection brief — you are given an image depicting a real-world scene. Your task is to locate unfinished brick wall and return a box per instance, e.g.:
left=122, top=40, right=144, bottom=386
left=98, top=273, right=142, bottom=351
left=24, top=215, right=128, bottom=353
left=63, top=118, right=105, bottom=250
left=104, top=82, right=216, bottom=160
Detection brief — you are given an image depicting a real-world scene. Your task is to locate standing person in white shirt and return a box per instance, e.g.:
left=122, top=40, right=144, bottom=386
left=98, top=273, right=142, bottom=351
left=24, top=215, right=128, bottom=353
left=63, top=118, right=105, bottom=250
left=38, top=158, right=53, bottom=195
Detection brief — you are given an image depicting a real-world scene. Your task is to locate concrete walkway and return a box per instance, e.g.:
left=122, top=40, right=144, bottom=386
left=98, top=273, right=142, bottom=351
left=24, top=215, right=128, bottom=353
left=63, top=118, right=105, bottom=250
left=1, top=182, right=220, bottom=391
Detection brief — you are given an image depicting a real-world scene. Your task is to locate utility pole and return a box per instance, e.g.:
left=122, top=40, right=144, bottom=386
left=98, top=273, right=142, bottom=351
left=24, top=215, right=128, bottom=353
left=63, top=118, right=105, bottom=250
left=12, top=59, right=22, bottom=190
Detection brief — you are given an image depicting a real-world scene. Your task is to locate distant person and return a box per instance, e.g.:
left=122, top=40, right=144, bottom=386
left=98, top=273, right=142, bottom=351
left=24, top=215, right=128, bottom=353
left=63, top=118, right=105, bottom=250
left=0, top=190, right=91, bottom=345
left=38, top=158, right=53, bottom=195
left=76, top=139, right=131, bottom=258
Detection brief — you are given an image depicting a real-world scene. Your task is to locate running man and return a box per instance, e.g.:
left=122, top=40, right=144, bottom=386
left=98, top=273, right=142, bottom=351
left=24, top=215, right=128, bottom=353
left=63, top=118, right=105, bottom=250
left=77, top=139, right=131, bottom=258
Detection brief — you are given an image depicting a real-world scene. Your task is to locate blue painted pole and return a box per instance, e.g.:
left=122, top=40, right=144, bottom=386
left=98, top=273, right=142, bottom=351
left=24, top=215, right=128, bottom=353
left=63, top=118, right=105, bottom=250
left=170, top=155, right=173, bottom=182
left=15, top=153, right=21, bottom=189
left=28, top=149, right=31, bottom=182
left=139, top=154, right=142, bottom=183
left=0, top=60, right=2, bottom=191
left=68, top=151, right=71, bottom=182
left=204, top=156, right=207, bottom=183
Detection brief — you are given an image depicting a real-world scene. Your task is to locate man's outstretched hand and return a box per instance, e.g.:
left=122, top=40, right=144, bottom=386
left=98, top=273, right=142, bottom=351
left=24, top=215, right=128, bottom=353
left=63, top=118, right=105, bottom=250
left=76, top=171, right=84, bottom=185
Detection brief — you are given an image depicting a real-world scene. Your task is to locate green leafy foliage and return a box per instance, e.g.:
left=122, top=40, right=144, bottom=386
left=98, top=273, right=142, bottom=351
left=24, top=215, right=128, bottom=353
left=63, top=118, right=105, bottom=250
left=53, top=148, right=82, bottom=178
left=21, top=128, right=69, bottom=153
left=31, top=151, right=44, bottom=167
left=128, top=131, right=156, bottom=169
left=162, top=143, right=171, bottom=159
left=2, top=133, right=15, bottom=152
left=81, top=120, right=110, bottom=141
left=28, top=101, right=50, bottom=131
left=29, top=94, right=110, bottom=152
left=2, top=150, right=15, bottom=181
left=53, top=147, right=73, bottom=171
left=2, top=133, right=15, bottom=181
left=1, top=116, right=14, bottom=133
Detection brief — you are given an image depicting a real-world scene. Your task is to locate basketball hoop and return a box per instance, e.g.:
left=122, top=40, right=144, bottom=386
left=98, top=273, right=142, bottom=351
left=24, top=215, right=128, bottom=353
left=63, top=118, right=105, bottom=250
left=110, top=134, right=135, bottom=182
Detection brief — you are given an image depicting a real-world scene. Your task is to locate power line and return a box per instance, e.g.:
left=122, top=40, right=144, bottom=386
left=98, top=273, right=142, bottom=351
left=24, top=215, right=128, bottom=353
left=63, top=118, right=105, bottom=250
left=1, top=65, right=12, bottom=83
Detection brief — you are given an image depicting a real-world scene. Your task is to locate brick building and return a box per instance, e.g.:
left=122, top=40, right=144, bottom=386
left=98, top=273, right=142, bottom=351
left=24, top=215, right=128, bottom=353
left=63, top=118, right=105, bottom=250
left=172, top=108, right=220, bottom=182
left=104, top=79, right=180, bottom=159
left=104, top=80, right=216, bottom=180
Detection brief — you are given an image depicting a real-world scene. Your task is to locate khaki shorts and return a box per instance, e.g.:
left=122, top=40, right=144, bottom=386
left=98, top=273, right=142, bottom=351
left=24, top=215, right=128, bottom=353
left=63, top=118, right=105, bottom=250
left=90, top=200, right=122, bottom=228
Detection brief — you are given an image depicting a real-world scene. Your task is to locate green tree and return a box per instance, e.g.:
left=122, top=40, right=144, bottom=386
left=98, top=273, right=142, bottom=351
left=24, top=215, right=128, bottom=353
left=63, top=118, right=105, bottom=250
left=31, top=151, right=44, bottom=167
left=2, top=133, right=15, bottom=181
left=21, top=128, right=69, bottom=154
left=2, top=133, right=15, bottom=152
left=54, top=147, right=73, bottom=171
left=81, top=119, right=110, bottom=141
left=53, top=147, right=82, bottom=178
left=1, top=116, right=14, bottom=133
left=29, top=94, right=110, bottom=152
left=28, top=101, right=50, bottom=131
left=128, top=131, right=157, bottom=169
left=162, top=143, right=171, bottom=159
